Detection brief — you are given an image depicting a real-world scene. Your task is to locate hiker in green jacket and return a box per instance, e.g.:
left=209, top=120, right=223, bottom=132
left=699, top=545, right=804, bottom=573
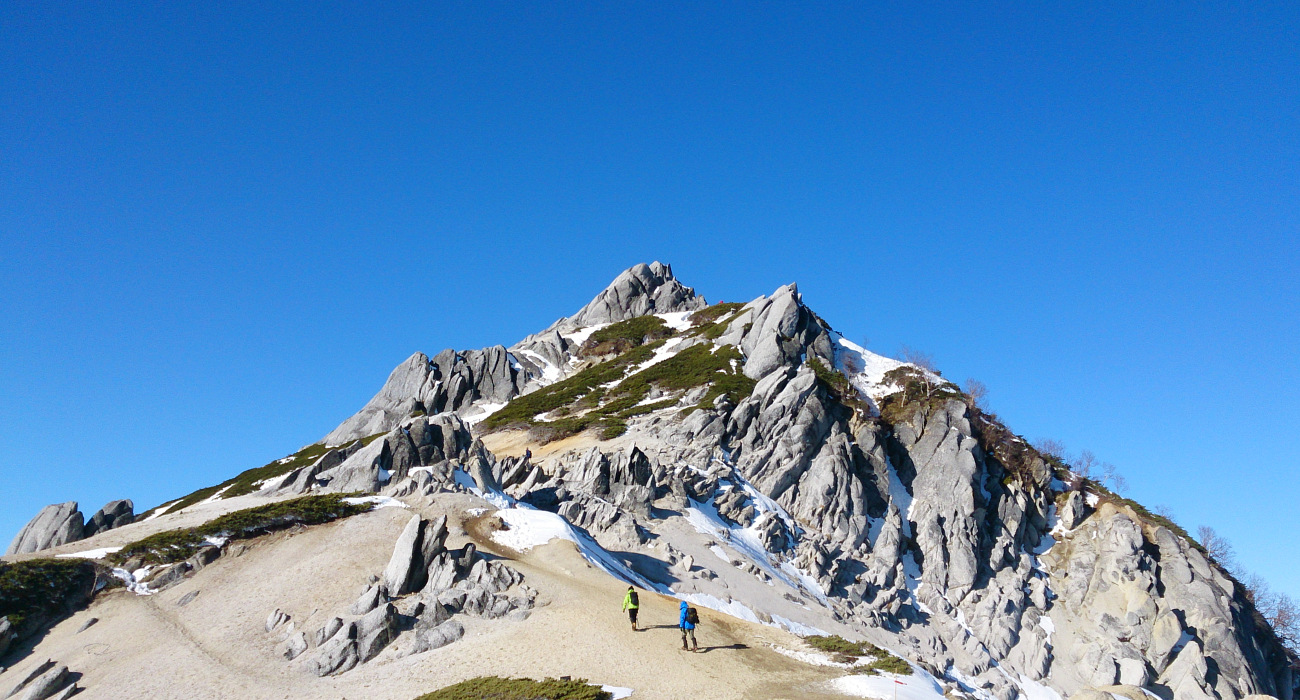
left=621, top=586, right=640, bottom=631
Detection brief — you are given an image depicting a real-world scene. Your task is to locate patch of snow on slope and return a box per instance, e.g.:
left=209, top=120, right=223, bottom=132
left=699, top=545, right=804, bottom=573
left=677, top=592, right=763, bottom=624
left=601, top=686, right=633, bottom=700
left=770, top=614, right=828, bottom=636
left=771, top=645, right=849, bottom=667
left=112, top=567, right=156, bottom=596
left=515, top=348, right=562, bottom=384
left=453, top=467, right=515, bottom=510
left=463, top=401, right=506, bottom=427
left=1039, top=615, right=1055, bottom=645
left=831, top=665, right=947, bottom=700
left=142, top=501, right=178, bottom=522
left=343, top=495, right=409, bottom=510
left=1015, top=674, right=1064, bottom=700
left=684, top=496, right=812, bottom=598
left=832, top=336, right=907, bottom=400
left=626, top=336, right=684, bottom=374
left=561, top=323, right=608, bottom=347
left=656, top=311, right=694, bottom=331
left=202, top=484, right=234, bottom=503
left=58, top=546, right=123, bottom=560
left=492, top=508, right=578, bottom=551
left=884, top=458, right=915, bottom=537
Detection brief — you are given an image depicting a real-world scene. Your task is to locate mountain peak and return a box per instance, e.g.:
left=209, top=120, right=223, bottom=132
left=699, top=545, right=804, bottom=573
left=565, top=261, right=706, bottom=327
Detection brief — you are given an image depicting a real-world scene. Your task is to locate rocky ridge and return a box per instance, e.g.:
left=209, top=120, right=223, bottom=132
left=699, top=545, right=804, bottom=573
left=5, top=262, right=1296, bottom=700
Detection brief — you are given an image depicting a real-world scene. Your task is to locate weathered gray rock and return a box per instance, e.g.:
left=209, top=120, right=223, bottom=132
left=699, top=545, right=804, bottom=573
left=0, top=618, right=13, bottom=657
left=566, top=261, right=705, bottom=327
left=144, top=562, right=192, bottom=592
left=185, top=545, right=221, bottom=572
left=354, top=604, right=397, bottom=662
left=6, top=503, right=84, bottom=555
left=265, top=609, right=289, bottom=633
left=348, top=583, right=389, bottom=616
left=410, top=619, right=464, bottom=654
left=5, top=660, right=55, bottom=699
left=1059, top=490, right=1091, bottom=530
left=317, top=437, right=390, bottom=493
left=11, top=663, right=67, bottom=700
left=42, top=685, right=78, bottom=700
left=324, top=347, right=524, bottom=445
left=283, top=631, right=308, bottom=660
left=383, top=515, right=449, bottom=595
left=313, top=617, right=343, bottom=647
left=83, top=499, right=134, bottom=537
left=306, top=622, right=358, bottom=676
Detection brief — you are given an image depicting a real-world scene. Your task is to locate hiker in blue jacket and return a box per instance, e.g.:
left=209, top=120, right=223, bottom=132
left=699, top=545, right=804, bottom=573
left=679, top=601, right=699, bottom=652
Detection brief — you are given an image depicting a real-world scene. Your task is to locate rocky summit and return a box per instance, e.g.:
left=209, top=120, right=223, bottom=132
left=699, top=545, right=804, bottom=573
left=2, top=262, right=1295, bottom=700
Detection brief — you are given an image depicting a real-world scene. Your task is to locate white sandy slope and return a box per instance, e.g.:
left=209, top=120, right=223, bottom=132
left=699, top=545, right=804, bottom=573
left=0, top=491, right=867, bottom=700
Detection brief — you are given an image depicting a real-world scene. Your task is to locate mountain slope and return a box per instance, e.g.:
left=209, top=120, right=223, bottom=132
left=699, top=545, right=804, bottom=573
left=4, top=262, right=1295, bottom=700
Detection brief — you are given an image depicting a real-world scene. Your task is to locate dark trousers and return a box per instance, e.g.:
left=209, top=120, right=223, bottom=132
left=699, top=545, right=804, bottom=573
left=628, top=608, right=638, bottom=625
left=681, top=626, right=696, bottom=649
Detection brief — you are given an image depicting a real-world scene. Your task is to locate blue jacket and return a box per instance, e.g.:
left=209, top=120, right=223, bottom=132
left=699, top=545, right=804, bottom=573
left=679, top=601, right=695, bottom=630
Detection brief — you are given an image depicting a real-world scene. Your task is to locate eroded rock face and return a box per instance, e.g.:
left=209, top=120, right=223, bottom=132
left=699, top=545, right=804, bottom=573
left=324, top=347, right=528, bottom=445
left=6, top=503, right=84, bottom=555
left=150, top=264, right=1293, bottom=699
left=83, top=499, right=134, bottom=538
left=566, top=261, right=705, bottom=327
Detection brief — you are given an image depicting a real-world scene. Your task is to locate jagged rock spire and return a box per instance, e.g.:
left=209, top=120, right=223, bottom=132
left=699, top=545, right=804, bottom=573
left=565, top=262, right=705, bottom=327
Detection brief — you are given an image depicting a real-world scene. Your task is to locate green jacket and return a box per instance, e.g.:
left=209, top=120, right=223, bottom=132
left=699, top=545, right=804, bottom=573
left=622, top=590, right=639, bottom=611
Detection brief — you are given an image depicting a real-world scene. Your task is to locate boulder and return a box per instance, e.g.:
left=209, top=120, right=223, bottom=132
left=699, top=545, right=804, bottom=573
left=383, top=515, right=448, bottom=595
left=0, top=618, right=13, bottom=657
left=283, top=632, right=308, bottom=660
left=410, top=619, right=464, bottom=654
left=354, top=604, right=398, bottom=663
left=1059, top=490, right=1091, bottom=530
left=348, top=583, right=389, bottom=616
left=6, top=503, right=84, bottom=555
left=83, top=499, right=134, bottom=537
left=306, top=622, right=358, bottom=677
left=265, top=609, right=289, bottom=633
left=313, top=617, right=343, bottom=647
left=317, top=438, right=390, bottom=494
left=10, top=663, right=68, bottom=700
left=5, top=660, right=55, bottom=699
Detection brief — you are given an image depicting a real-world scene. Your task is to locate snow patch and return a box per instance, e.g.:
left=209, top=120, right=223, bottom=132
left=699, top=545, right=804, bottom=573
left=601, top=686, right=634, bottom=700
left=771, top=645, right=847, bottom=667
left=515, top=348, right=562, bottom=384
left=342, top=495, right=409, bottom=510
left=656, top=310, right=694, bottom=331
left=831, top=667, right=947, bottom=700
left=463, top=402, right=506, bottom=427
left=770, top=614, right=829, bottom=636
left=1016, top=675, right=1065, bottom=700
left=141, top=501, right=178, bottom=522
left=560, top=323, right=608, bottom=347
left=57, top=546, right=123, bottom=560
left=491, top=508, right=578, bottom=551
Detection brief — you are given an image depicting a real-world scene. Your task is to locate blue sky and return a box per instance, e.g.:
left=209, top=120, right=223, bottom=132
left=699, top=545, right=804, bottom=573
left=2, top=4, right=1296, bottom=595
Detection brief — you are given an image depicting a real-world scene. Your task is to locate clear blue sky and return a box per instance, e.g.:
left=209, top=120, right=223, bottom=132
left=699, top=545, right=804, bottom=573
left=2, top=4, right=1296, bottom=596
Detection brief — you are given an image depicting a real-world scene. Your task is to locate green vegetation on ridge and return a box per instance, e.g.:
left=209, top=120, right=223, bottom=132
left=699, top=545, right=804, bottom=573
left=0, top=558, right=98, bottom=631
left=804, top=635, right=912, bottom=676
left=109, top=494, right=372, bottom=565
left=413, top=676, right=612, bottom=700
left=581, top=316, right=672, bottom=356
left=485, top=321, right=755, bottom=441
left=136, top=434, right=386, bottom=520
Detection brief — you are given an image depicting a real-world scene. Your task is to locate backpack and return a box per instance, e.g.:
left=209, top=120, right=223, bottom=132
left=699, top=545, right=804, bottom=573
left=686, top=607, right=699, bottom=625
left=628, top=591, right=639, bottom=607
